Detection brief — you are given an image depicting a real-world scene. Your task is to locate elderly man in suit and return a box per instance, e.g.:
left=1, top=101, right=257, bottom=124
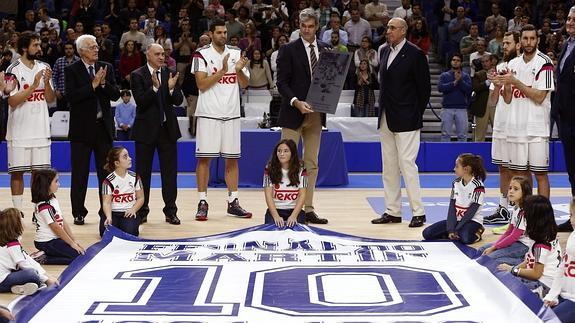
left=371, top=17, right=431, bottom=228
left=276, top=8, right=330, bottom=224
left=553, top=6, right=575, bottom=233
left=130, top=43, right=183, bottom=225
left=65, top=34, right=120, bottom=230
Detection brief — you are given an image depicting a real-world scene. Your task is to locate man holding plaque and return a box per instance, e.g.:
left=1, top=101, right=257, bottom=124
left=371, top=17, right=431, bottom=228
left=277, top=8, right=330, bottom=224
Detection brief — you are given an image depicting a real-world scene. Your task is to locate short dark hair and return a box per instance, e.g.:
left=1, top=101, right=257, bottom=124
left=209, top=20, right=226, bottom=33
left=451, top=52, right=463, bottom=61
left=31, top=169, right=58, bottom=203
left=520, top=24, right=537, bottom=36
left=121, top=89, right=131, bottom=97
left=16, top=31, right=40, bottom=55
left=504, top=31, right=520, bottom=44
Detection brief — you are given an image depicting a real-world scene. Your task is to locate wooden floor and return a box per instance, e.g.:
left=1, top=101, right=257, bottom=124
left=1, top=186, right=572, bottom=306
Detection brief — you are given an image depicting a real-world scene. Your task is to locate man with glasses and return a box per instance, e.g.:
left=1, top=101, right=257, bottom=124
left=65, top=34, right=120, bottom=230
left=371, top=17, right=430, bottom=228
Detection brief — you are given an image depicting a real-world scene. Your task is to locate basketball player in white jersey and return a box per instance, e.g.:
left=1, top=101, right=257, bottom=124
left=6, top=31, right=55, bottom=213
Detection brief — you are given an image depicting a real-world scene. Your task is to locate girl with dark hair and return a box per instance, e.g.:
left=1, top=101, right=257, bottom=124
left=31, top=169, right=85, bottom=265
left=544, top=197, right=575, bottom=320
left=422, top=153, right=486, bottom=244
left=478, top=176, right=533, bottom=265
left=498, top=195, right=561, bottom=298
left=247, top=49, right=274, bottom=90
left=101, top=146, right=144, bottom=237
left=263, top=139, right=307, bottom=228
left=408, top=18, right=430, bottom=55
left=0, top=208, right=58, bottom=295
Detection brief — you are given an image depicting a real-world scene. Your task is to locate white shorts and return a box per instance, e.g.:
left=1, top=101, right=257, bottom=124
left=491, top=137, right=508, bottom=166
left=7, top=144, right=51, bottom=173
left=507, top=140, right=549, bottom=172
left=195, top=117, right=241, bottom=159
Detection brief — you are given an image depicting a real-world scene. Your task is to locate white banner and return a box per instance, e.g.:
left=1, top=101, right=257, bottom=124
left=12, top=225, right=558, bottom=322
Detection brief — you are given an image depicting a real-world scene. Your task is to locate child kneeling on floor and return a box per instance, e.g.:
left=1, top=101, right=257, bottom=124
left=422, top=153, right=486, bottom=244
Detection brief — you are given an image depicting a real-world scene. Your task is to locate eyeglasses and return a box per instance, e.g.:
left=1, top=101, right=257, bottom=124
left=85, top=45, right=100, bottom=51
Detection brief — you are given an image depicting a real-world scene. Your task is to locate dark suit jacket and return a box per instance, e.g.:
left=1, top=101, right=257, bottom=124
left=65, top=60, right=120, bottom=143
left=130, top=66, right=183, bottom=144
left=470, top=70, right=490, bottom=118
left=276, top=38, right=330, bottom=130
left=552, top=41, right=575, bottom=124
left=378, top=41, right=431, bottom=132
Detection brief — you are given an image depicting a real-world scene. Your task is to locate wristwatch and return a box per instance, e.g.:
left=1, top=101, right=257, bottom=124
left=511, top=266, right=520, bottom=277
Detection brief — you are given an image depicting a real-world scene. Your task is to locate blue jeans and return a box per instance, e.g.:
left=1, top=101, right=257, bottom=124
left=35, top=238, right=80, bottom=265
left=264, top=209, right=305, bottom=224
left=554, top=297, right=575, bottom=322
left=476, top=241, right=529, bottom=266
left=441, top=108, right=468, bottom=142
left=422, top=219, right=484, bottom=244
left=0, top=268, right=42, bottom=293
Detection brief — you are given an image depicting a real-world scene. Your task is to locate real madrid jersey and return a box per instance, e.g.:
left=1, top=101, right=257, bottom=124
left=102, top=171, right=142, bottom=212
left=192, top=44, right=250, bottom=120
left=450, top=177, right=485, bottom=224
left=7, top=59, right=52, bottom=147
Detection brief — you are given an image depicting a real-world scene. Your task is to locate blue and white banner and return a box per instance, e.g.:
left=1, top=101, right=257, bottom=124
left=12, top=225, right=558, bottom=322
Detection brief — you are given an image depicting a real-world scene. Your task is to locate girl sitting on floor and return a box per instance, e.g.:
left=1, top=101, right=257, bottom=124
left=32, top=169, right=85, bottom=265
left=0, top=208, right=57, bottom=295
left=263, top=139, right=307, bottom=228
left=498, top=195, right=561, bottom=298
left=422, top=153, right=486, bottom=244
left=477, top=176, right=533, bottom=265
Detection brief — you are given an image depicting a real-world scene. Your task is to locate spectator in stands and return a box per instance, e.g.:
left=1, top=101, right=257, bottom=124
left=115, top=90, right=136, bottom=141
left=371, top=17, right=430, bottom=228
left=344, top=8, right=371, bottom=49
left=0, top=50, right=12, bottom=72
left=52, top=42, right=79, bottom=112
left=508, top=6, right=524, bottom=32
left=342, top=0, right=360, bottom=25
left=239, top=23, right=261, bottom=60
left=489, top=26, right=504, bottom=59
left=74, top=21, right=85, bottom=38
left=448, top=6, right=471, bottom=51
left=149, top=0, right=168, bottom=21
left=438, top=53, right=472, bottom=142
left=173, top=18, right=196, bottom=85
left=353, top=59, right=376, bottom=117
left=119, top=0, right=142, bottom=30
left=393, top=0, right=412, bottom=20
left=330, top=31, right=348, bottom=52
left=264, top=26, right=281, bottom=57
left=459, top=23, right=482, bottom=74
left=119, top=40, right=143, bottom=89
left=6, top=33, right=19, bottom=63
left=233, top=0, right=252, bottom=14
left=354, top=36, right=377, bottom=70
left=471, top=54, right=495, bottom=142
left=248, top=49, right=274, bottom=90
left=469, top=38, right=490, bottom=77
left=319, top=12, right=341, bottom=41
left=553, top=6, right=575, bottom=233
left=407, top=2, right=427, bottom=30
left=35, top=7, right=60, bottom=35
left=270, top=34, right=289, bottom=83
left=65, top=34, right=120, bottom=226
left=39, top=27, right=59, bottom=66
left=484, top=2, right=507, bottom=41
left=48, top=28, right=62, bottom=54
left=229, top=35, right=240, bottom=46
left=208, top=0, right=226, bottom=18
left=252, top=0, right=267, bottom=13
left=65, top=28, right=77, bottom=43
left=141, top=6, right=162, bottom=48
left=316, top=0, right=339, bottom=29
left=237, top=6, right=254, bottom=27
left=538, top=20, right=552, bottom=54
left=271, top=0, right=289, bottom=21
left=17, top=10, right=36, bottom=32
left=94, top=25, right=114, bottom=64
left=153, top=25, right=172, bottom=54
left=119, top=18, right=146, bottom=51
left=364, top=0, right=388, bottom=28
left=373, top=14, right=390, bottom=47
left=281, top=20, right=292, bottom=36
left=322, top=16, right=348, bottom=46
left=433, top=0, right=457, bottom=62
left=226, top=9, right=244, bottom=41
left=551, top=7, right=567, bottom=33
left=188, top=0, right=206, bottom=39
left=74, top=0, right=96, bottom=35
left=101, top=23, right=118, bottom=52
left=163, top=44, right=177, bottom=70
left=408, top=17, right=430, bottom=56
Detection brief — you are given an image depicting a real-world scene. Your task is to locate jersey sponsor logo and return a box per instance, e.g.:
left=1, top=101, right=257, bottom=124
left=564, top=256, right=575, bottom=278
left=112, top=193, right=135, bottom=203
left=23, top=84, right=45, bottom=101
left=510, top=85, right=527, bottom=99
left=273, top=189, right=299, bottom=201
left=212, top=67, right=237, bottom=84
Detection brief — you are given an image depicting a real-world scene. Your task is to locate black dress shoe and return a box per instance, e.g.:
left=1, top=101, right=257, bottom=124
left=408, top=215, right=426, bottom=228
left=140, top=215, right=148, bottom=224
left=74, top=215, right=85, bottom=225
left=165, top=215, right=181, bottom=225
left=557, top=219, right=574, bottom=232
left=305, top=211, right=328, bottom=224
left=371, top=213, right=402, bottom=224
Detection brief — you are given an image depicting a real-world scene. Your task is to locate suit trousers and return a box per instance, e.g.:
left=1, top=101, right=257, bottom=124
left=474, top=104, right=495, bottom=142
left=135, top=123, right=178, bottom=218
left=70, top=121, right=111, bottom=219
left=559, top=122, right=575, bottom=196
left=281, top=112, right=322, bottom=213
left=380, top=115, right=424, bottom=218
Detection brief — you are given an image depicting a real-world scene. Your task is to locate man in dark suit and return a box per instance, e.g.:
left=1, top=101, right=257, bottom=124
left=553, top=6, right=575, bottom=233
left=371, top=17, right=431, bottom=228
left=65, top=34, right=120, bottom=231
left=276, top=8, right=330, bottom=225
left=130, top=43, right=183, bottom=225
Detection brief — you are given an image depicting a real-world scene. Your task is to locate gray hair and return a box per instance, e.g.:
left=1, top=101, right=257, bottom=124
left=299, top=8, right=318, bottom=26
left=570, top=6, right=575, bottom=15
left=75, top=34, right=96, bottom=51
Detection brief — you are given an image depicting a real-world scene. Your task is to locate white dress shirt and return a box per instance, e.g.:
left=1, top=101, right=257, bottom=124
left=387, top=38, right=406, bottom=68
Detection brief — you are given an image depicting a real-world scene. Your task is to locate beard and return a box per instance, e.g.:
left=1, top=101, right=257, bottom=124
left=503, top=50, right=517, bottom=62
left=26, top=51, right=42, bottom=60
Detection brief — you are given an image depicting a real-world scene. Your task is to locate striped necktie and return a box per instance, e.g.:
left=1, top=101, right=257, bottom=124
left=309, top=44, right=318, bottom=74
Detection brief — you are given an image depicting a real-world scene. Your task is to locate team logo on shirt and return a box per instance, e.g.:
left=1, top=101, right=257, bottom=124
left=23, top=84, right=45, bottom=101
left=212, top=67, right=237, bottom=84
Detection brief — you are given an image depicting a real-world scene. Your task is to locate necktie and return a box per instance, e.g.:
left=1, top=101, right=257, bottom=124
left=88, top=66, right=102, bottom=117
left=156, top=70, right=166, bottom=124
left=309, top=44, right=318, bottom=75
